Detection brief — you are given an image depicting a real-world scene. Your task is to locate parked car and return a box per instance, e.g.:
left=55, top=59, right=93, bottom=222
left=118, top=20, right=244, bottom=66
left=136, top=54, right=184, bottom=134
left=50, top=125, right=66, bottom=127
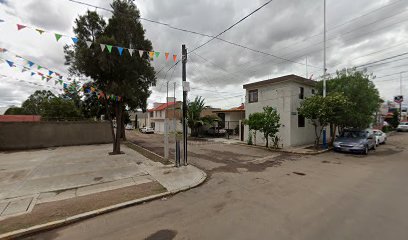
left=373, top=129, right=387, bottom=145
left=397, top=122, right=408, bottom=132
left=333, top=129, right=376, bottom=155
left=208, top=127, right=227, bottom=136
left=139, top=127, right=154, bottom=134
left=125, top=124, right=134, bottom=130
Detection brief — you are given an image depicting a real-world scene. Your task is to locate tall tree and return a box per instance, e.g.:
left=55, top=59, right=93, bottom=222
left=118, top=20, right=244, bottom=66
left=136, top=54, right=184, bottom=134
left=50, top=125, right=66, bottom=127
left=317, top=68, right=380, bottom=129
left=64, top=1, right=156, bottom=154
left=21, top=90, right=55, bottom=115
left=187, top=96, right=205, bottom=137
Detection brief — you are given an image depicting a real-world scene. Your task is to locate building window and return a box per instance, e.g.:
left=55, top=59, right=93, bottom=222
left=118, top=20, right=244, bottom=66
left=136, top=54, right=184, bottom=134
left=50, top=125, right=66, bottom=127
left=248, top=89, right=258, bottom=103
left=299, top=87, right=304, bottom=99
left=150, top=112, right=153, bottom=117
left=160, top=110, right=162, bottom=117
left=298, top=114, right=305, bottom=127
left=311, top=89, right=315, bottom=95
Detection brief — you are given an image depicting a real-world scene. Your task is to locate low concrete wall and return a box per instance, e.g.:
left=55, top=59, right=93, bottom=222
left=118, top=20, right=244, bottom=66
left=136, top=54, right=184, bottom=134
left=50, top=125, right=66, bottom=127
left=0, top=121, right=113, bottom=150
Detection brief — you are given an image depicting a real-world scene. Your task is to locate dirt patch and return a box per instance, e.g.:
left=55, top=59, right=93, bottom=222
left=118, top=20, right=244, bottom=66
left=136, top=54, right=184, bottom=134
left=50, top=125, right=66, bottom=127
left=93, top=177, right=103, bottom=181
left=213, top=202, right=226, bottom=213
left=292, top=172, right=306, bottom=176
left=0, top=181, right=166, bottom=235
left=145, top=229, right=177, bottom=240
left=188, top=151, right=298, bottom=176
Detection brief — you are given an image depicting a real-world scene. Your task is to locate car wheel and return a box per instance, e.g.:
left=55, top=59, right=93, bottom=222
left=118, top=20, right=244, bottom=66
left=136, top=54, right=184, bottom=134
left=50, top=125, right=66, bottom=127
left=372, top=144, right=376, bottom=150
left=363, top=146, right=368, bottom=155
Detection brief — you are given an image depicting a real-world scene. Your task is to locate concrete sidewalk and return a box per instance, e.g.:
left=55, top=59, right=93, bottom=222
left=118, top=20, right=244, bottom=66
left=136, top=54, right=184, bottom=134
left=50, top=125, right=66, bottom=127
left=0, top=144, right=206, bottom=221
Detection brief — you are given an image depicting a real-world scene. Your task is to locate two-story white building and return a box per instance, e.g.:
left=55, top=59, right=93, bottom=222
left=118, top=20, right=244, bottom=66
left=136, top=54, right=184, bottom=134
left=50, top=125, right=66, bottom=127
left=243, top=74, right=317, bottom=148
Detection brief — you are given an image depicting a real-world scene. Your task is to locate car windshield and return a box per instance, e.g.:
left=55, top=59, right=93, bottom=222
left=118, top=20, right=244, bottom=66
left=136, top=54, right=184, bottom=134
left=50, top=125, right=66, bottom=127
left=374, top=131, right=382, bottom=136
left=340, top=131, right=367, bottom=138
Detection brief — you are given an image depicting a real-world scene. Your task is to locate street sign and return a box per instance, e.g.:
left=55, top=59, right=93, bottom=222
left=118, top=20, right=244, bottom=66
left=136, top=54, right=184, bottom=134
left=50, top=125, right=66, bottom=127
left=182, top=81, right=190, bottom=92
left=394, top=95, right=403, bottom=104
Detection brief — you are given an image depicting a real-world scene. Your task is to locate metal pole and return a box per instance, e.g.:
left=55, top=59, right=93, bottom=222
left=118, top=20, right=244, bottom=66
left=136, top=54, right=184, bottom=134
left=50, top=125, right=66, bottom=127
left=164, top=82, right=169, bottom=159
left=306, top=56, right=308, bottom=79
left=182, top=44, right=188, bottom=165
left=322, top=0, right=328, bottom=149
left=400, top=72, right=403, bottom=121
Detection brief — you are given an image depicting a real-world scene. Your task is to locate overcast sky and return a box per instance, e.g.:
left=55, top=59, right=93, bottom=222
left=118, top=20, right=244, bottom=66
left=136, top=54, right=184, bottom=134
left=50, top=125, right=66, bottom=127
left=1, top=0, right=408, bottom=112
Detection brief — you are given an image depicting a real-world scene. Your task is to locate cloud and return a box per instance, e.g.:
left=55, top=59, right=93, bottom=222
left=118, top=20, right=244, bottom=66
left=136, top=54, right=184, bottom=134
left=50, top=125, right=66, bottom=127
left=0, top=0, right=407, bottom=109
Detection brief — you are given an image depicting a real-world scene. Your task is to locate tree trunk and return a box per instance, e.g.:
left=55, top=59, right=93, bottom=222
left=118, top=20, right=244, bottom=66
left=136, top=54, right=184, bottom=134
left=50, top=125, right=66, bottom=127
left=265, top=134, right=269, bottom=148
left=103, top=100, right=116, bottom=153
left=111, top=101, right=123, bottom=155
left=121, top=112, right=126, bottom=141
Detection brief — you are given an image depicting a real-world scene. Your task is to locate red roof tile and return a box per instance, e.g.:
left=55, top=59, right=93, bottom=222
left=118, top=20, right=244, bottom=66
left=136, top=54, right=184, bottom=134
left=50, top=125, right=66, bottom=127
left=148, top=102, right=176, bottom=112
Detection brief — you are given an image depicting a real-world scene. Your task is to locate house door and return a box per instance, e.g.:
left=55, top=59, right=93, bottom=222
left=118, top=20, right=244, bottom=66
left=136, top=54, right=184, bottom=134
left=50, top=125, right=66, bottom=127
left=240, top=122, right=244, bottom=141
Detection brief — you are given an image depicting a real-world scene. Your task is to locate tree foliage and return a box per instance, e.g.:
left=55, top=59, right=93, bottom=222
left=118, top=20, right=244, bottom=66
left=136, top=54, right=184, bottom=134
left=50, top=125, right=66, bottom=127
left=64, top=1, right=156, bottom=154
left=298, top=93, right=350, bottom=148
left=317, top=68, right=380, bottom=129
left=245, top=106, right=281, bottom=148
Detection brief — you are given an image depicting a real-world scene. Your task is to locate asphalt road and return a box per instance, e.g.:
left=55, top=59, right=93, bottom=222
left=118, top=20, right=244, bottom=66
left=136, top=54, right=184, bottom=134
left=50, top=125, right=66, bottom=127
left=26, top=132, right=408, bottom=240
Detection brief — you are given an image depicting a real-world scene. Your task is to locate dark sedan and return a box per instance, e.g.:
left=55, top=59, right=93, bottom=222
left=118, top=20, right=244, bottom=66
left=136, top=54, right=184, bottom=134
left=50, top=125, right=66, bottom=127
left=333, top=129, right=376, bottom=155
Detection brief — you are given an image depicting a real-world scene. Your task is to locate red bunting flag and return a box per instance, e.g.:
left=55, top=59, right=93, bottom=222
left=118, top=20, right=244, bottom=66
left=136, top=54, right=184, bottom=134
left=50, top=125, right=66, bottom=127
left=165, top=52, right=169, bottom=61
left=17, top=24, right=26, bottom=30
left=173, top=54, right=177, bottom=62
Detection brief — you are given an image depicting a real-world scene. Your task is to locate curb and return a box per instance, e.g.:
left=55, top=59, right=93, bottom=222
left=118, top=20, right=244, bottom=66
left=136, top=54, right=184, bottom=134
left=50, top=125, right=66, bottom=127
left=0, top=168, right=207, bottom=240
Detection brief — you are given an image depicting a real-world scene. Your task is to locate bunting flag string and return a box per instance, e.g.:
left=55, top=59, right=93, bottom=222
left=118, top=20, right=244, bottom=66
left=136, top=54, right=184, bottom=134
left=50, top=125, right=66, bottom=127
left=81, top=84, right=122, bottom=102
left=0, top=19, right=178, bottom=62
left=0, top=74, right=62, bottom=91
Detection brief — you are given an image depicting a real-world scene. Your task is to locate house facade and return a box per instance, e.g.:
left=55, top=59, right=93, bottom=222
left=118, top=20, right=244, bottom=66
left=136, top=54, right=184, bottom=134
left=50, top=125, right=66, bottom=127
left=147, top=99, right=183, bottom=133
left=213, top=104, right=245, bottom=139
left=243, top=74, right=316, bottom=148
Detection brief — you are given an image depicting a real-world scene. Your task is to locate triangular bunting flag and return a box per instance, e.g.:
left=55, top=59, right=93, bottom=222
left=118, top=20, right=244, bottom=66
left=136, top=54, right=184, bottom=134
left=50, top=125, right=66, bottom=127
left=165, top=52, right=169, bottom=61
left=17, top=24, right=26, bottom=30
left=55, top=80, right=58, bottom=85
left=86, top=41, right=92, bottom=48
left=38, top=65, right=43, bottom=70
left=155, top=52, right=160, bottom=58
left=6, top=60, right=14, bottom=67
left=59, top=80, right=63, bottom=85
left=128, top=49, right=134, bottom=56
left=100, top=44, right=106, bottom=51
left=173, top=54, right=177, bottom=62
left=36, top=29, right=45, bottom=34
left=117, top=47, right=124, bottom=56
left=27, top=61, right=34, bottom=67
left=149, top=51, right=154, bottom=59
left=55, top=34, right=62, bottom=41
left=22, top=68, right=28, bottom=72
left=71, top=37, right=78, bottom=44
left=106, top=45, right=112, bottom=53
left=59, top=76, right=63, bottom=80
left=0, top=48, right=6, bottom=52
left=31, top=72, right=35, bottom=76
left=49, top=70, right=53, bottom=76
left=41, top=76, right=45, bottom=80
left=139, top=50, right=144, bottom=58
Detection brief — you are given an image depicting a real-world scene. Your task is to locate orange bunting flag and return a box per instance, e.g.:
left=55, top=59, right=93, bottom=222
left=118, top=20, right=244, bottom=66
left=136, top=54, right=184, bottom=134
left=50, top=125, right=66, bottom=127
left=17, top=24, right=26, bottom=30
left=149, top=51, right=154, bottom=59
left=165, top=52, right=169, bottom=61
left=173, top=54, right=177, bottom=62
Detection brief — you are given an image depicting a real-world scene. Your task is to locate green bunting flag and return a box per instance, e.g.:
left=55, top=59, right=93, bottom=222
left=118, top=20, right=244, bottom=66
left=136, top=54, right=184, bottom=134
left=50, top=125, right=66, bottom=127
left=155, top=52, right=160, bottom=58
left=106, top=45, right=112, bottom=53
left=38, top=65, right=43, bottom=70
left=55, top=34, right=62, bottom=41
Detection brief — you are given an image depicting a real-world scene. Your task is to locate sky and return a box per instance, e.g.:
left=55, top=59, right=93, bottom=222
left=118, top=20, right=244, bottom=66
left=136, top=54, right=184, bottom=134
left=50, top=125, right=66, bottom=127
left=1, top=0, right=408, bottom=112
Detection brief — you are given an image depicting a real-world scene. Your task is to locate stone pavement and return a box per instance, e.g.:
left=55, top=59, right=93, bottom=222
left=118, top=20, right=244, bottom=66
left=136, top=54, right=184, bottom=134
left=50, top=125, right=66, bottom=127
left=0, top=144, right=206, bottom=220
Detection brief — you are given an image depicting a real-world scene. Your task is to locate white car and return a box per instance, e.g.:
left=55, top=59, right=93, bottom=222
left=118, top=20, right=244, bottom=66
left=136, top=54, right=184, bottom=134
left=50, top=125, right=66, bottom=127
left=125, top=124, right=134, bottom=130
left=373, top=129, right=387, bottom=145
left=397, top=122, right=408, bottom=132
left=139, top=127, right=154, bottom=134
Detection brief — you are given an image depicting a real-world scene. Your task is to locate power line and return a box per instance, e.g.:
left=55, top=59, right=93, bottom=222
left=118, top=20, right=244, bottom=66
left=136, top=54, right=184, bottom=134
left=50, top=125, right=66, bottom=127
left=356, top=52, right=408, bottom=68
left=188, top=0, right=274, bottom=54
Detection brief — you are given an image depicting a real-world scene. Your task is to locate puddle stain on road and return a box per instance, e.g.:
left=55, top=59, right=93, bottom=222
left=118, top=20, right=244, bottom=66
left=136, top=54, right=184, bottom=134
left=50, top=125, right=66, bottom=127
left=145, top=229, right=177, bottom=240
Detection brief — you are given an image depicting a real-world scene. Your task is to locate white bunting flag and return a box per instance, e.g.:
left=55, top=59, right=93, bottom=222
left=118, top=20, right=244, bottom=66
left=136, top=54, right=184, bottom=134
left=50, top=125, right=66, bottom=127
left=128, top=49, right=134, bottom=56
left=138, top=50, right=144, bottom=58
left=100, top=44, right=106, bottom=51
left=86, top=41, right=92, bottom=48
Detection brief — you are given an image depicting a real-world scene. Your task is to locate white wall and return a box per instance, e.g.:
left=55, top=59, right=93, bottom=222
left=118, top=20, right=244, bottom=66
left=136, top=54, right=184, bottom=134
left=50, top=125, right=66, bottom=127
left=244, top=82, right=316, bottom=148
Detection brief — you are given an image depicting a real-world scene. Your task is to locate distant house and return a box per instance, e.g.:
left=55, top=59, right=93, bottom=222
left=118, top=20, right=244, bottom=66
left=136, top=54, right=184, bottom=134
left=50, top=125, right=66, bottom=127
left=212, top=104, right=245, bottom=139
left=243, top=74, right=316, bottom=147
left=147, top=98, right=182, bottom=133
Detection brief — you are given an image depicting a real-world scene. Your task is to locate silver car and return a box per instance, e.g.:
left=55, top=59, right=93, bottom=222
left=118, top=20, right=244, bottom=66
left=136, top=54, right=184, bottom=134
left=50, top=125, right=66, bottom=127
left=397, top=122, right=408, bottom=132
left=333, top=129, right=376, bottom=155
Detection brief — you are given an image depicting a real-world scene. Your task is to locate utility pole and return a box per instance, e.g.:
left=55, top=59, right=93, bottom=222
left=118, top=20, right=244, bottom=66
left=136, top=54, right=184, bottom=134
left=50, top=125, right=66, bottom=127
left=322, top=0, right=328, bottom=149
left=306, top=56, right=308, bottom=79
left=164, top=82, right=169, bottom=159
left=182, top=44, right=188, bottom=165
left=400, top=72, right=403, bottom=121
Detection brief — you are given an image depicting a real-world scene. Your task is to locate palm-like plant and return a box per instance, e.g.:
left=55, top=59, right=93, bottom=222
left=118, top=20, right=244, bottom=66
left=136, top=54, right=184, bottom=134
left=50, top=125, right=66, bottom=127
left=187, top=96, right=205, bottom=137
